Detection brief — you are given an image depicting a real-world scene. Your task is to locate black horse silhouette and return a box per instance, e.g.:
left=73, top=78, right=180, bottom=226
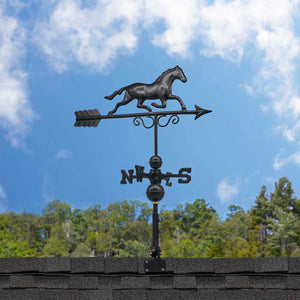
left=105, top=66, right=187, bottom=115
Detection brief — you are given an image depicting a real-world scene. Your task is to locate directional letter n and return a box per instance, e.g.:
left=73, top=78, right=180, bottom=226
left=121, top=169, right=134, bottom=184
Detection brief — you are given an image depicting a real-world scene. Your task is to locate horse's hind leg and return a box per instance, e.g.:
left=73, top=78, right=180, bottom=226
left=137, top=99, right=152, bottom=112
left=108, top=91, right=134, bottom=115
left=169, top=95, right=186, bottom=110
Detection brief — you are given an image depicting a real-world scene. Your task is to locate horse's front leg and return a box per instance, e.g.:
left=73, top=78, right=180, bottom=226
left=168, top=95, right=186, bottom=110
left=137, top=99, right=152, bottom=112
left=151, top=99, right=167, bottom=109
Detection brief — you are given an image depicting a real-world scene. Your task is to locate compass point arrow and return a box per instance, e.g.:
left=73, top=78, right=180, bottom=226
left=194, top=105, right=212, bottom=120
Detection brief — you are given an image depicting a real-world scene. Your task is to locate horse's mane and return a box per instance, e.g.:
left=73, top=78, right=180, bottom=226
left=153, top=67, right=176, bottom=83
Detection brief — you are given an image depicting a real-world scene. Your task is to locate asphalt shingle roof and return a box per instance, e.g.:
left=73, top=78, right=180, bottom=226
left=0, top=257, right=299, bottom=299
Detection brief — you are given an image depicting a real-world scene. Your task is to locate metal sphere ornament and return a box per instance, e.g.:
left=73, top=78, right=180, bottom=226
left=146, top=184, right=165, bottom=202
left=149, top=156, right=162, bottom=169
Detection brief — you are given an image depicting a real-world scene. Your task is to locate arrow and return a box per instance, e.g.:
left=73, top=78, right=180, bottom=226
left=74, top=105, right=212, bottom=127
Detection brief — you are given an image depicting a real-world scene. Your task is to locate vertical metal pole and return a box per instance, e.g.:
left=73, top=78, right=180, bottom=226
left=152, top=116, right=160, bottom=257
left=154, top=116, right=158, bottom=156
left=152, top=202, right=160, bottom=258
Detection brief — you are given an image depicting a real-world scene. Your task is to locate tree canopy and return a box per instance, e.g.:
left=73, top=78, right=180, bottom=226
left=1, top=177, right=300, bottom=258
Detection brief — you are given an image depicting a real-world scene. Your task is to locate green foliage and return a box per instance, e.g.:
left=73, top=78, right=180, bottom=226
left=0, top=177, right=300, bottom=258
left=72, top=243, right=91, bottom=257
left=267, top=207, right=298, bottom=256
left=116, top=239, right=149, bottom=257
left=43, top=222, right=69, bottom=256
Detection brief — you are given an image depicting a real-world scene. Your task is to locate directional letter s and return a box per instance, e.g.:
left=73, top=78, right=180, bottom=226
left=178, top=168, right=191, bottom=184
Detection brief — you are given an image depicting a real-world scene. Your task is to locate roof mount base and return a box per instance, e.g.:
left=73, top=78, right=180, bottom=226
left=144, top=258, right=166, bottom=273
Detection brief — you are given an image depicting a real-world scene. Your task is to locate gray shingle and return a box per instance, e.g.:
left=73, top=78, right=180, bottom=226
left=225, top=275, right=252, bottom=289
left=0, top=290, right=112, bottom=300
left=71, top=257, right=105, bottom=273
left=178, top=289, right=200, bottom=300
left=288, top=257, right=300, bottom=273
left=146, top=289, right=180, bottom=300
left=119, top=276, right=150, bottom=289
left=249, top=275, right=287, bottom=289
left=9, top=275, right=36, bottom=288
left=213, top=258, right=254, bottom=273
left=40, top=289, right=113, bottom=300
left=254, top=257, right=288, bottom=273
left=0, top=289, right=42, bottom=300
left=196, top=275, right=225, bottom=289
left=286, top=275, right=300, bottom=289
left=0, top=275, right=9, bottom=288
left=149, top=275, right=174, bottom=289
left=104, top=258, right=138, bottom=274
left=217, top=289, right=258, bottom=300
left=260, top=289, right=300, bottom=300
left=193, top=289, right=222, bottom=300
left=98, top=275, right=121, bottom=289
left=68, top=275, right=99, bottom=289
left=137, top=257, right=148, bottom=274
left=113, top=289, right=147, bottom=300
left=165, top=258, right=213, bottom=274
left=173, top=275, right=197, bottom=289
left=34, top=274, right=99, bottom=289
left=38, top=257, right=71, bottom=273
left=33, top=275, right=70, bottom=289
left=0, top=258, right=39, bottom=273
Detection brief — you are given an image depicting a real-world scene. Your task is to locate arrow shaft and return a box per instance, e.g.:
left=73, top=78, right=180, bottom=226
left=76, top=109, right=207, bottom=121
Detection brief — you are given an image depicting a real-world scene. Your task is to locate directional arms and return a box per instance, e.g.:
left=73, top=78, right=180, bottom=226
left=120, top=164, right=191, bottom=186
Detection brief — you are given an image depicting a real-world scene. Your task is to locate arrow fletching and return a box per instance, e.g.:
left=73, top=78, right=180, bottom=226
left=74, top=109, right=101, bottom=127
left=194, top=105, right=212, bottom=120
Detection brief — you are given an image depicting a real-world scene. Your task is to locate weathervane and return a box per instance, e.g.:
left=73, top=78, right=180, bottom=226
left=74, top=66, right=212, bottom=273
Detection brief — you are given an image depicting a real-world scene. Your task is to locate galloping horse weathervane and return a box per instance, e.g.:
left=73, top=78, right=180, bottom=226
left=74, top=66, right=212, bottom=273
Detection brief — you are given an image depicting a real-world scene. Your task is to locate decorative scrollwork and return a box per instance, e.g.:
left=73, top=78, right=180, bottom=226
left=133, top=116, right=155, bottom=129
left=157, top=114, right=180, bottom=127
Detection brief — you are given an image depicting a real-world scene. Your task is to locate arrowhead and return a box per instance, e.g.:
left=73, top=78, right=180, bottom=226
left=194, top=105, right=212, bottom=120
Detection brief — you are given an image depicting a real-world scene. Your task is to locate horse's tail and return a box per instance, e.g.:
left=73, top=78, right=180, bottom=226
left=104, top=87, right=126, bottom=100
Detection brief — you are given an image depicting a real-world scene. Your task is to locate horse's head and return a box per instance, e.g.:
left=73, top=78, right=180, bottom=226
left=174, top=66, right=187, bottom=82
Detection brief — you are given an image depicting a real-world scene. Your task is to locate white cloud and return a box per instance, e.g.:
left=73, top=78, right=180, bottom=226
left=0, top=3, right=34, bottom=147
left=144, top=0, right=203, bottom=57
left=0, top=184, right=7, bottom=199
left=274, top=120, right=300, bottom=142
left=198, top=0, right=300, bottom=120
left=54, top=148, right=72, bottom=160
left=273, top=151, right=300, bottom=170
left=34, top=0, right=142, bottom=72
left=42, top=174, right=55, bottom=202
left=216, top=178, right=239, bottom=203
left=263, top=176, right=276, bottom=184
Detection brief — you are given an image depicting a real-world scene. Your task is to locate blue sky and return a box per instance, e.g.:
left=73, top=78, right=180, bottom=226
left=1, top=0, right=300, bottom=219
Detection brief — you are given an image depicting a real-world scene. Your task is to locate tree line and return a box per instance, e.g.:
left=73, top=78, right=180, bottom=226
left=1, top=177, right=300, bottom=258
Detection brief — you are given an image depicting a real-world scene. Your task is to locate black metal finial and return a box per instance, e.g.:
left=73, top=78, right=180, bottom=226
left=74, top=67, right=212, bottom=273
